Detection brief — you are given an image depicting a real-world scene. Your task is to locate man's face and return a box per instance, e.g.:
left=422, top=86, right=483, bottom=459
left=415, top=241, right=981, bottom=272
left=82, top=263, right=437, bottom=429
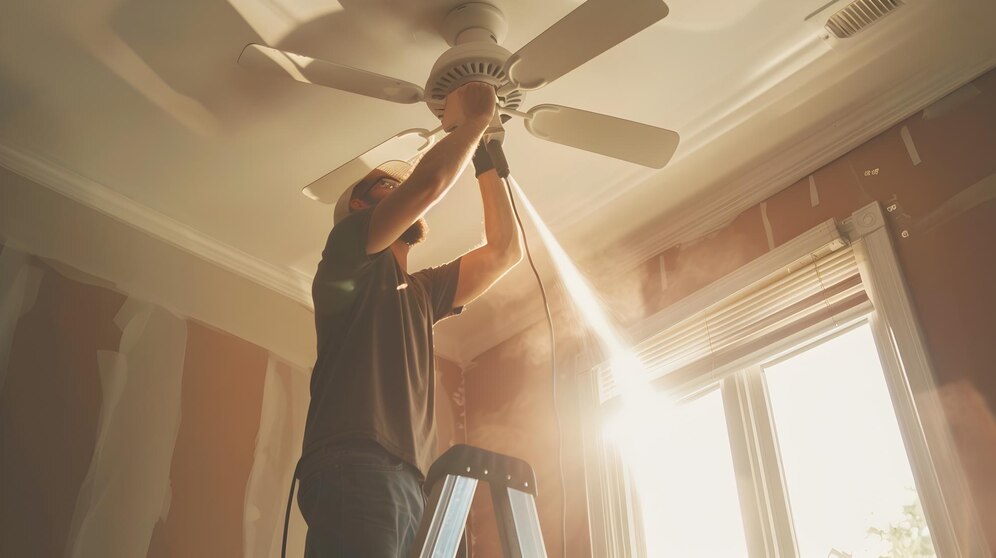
left=360, top=176, right=401, bottom=202
left=352, top=176, right=428, bottom=246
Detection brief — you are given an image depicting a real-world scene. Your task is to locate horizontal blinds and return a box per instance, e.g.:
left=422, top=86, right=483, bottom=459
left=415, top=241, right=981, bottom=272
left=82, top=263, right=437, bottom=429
left=598, top=245, right=869, bottom=404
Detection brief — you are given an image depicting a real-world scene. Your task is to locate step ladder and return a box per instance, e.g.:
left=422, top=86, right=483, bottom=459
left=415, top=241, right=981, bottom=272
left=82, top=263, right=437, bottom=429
left=411, top=444, right=548, bottom=558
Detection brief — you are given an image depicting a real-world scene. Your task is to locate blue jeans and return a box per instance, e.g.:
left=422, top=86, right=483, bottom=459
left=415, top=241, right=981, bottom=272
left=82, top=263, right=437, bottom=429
left=297, top=441, right=426, bottom=557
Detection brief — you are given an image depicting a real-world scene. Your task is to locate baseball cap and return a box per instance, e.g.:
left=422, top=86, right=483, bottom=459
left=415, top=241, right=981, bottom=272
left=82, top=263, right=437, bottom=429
left=333, top=160, right=413, bottom=225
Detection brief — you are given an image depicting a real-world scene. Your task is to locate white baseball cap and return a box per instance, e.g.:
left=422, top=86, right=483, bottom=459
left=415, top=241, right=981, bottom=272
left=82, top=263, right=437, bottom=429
left=333, top=160, right=414, bottom=225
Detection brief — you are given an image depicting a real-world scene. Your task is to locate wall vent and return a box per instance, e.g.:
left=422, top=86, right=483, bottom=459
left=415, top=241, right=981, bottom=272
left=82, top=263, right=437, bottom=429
left=825, top=0, right=904, bottom=38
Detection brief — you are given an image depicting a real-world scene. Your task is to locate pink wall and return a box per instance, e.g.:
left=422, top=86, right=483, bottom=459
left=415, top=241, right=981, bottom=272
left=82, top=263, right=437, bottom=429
left=464, top=317, right=593, bottom=558
left=436, top=354, right=469, bottom=454
left=145, top=321, right=269, bottom=557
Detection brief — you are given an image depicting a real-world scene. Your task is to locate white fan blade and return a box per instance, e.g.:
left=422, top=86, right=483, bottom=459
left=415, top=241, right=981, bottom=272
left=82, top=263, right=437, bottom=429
left=239, top=43, right=424, bottom=104
left=524, top=104, right=679, bottom=168
left=303, top=128, right=440, bottom=204
left=504, top=0, right=668, bottom=91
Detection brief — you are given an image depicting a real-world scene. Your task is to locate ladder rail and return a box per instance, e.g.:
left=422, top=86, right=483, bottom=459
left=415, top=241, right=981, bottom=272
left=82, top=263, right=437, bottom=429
left=411, top=445, right=548, bottom=558
left=507, top=487, right=546, bottom=556
left=415, top=475, right=478, bottom=558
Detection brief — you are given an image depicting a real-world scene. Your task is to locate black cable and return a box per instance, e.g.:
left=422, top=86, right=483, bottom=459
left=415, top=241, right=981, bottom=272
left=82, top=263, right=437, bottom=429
left=280, top=462, right=300, bottom=558
left=501, top=170, right=567, bottom=558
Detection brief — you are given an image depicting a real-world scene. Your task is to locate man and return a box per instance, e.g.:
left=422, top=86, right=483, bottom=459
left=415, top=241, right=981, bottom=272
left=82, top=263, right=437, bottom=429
left=297, top=81, right=522, bottom=556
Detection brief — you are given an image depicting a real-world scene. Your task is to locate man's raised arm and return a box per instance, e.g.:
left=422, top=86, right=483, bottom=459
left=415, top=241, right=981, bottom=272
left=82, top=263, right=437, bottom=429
left=366, top=83, right=497, bottom=254
left=452, top=157, right=523, bottom=307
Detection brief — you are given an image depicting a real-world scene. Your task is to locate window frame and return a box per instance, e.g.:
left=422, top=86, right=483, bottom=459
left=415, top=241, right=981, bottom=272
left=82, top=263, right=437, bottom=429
left=727, top=317, right=881, bottom=558
left=579, top=202, right=988, bottom=557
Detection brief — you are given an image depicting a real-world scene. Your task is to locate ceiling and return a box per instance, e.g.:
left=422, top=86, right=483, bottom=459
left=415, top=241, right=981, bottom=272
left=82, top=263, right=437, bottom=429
left=1, top=0, right=994, bottom=365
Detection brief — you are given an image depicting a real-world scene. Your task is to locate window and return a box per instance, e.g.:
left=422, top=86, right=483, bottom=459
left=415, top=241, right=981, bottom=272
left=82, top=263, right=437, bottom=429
left=605, top=321, right=934, bottom=557
left=609, top=388, right=749, bottom=557
left=762, top=324, right=932, bottom=557
left=581, top=204, right=987, bottom=557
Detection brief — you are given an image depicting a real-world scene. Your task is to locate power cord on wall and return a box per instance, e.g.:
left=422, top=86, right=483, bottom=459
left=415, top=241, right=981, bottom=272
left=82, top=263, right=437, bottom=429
left=281, top=464, right=298, bottom=558
left=490, top=138, right=567, bottom=558
left=504, top=176, right=567, bottom=558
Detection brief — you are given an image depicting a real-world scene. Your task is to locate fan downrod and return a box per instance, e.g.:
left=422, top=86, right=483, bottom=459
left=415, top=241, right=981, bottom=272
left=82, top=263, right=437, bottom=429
left=441, top=2, right=508, bottom=46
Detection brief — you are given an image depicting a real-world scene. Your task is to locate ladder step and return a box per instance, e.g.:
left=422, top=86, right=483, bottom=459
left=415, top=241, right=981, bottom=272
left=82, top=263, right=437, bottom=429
left=424, top=444, right=537, bottom=496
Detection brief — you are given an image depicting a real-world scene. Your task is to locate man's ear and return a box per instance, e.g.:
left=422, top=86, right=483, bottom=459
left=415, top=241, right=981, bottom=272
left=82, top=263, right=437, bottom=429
left=349, top=198, right=368, bottom=211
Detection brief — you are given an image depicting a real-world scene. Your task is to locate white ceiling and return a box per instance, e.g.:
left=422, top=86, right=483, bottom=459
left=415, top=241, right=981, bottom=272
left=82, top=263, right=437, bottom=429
left=1, top=0, right=994, bottom=365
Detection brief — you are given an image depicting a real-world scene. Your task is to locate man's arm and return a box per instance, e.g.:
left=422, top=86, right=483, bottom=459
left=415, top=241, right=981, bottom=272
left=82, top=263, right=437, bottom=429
left=452, top=166, right=523, bottom=307
left=366, top=83, right=496, bottom=254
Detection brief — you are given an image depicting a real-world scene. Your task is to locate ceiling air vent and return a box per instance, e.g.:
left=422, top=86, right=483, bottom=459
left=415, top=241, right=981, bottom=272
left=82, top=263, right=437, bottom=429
left=825, top=0, right=904, bottom=39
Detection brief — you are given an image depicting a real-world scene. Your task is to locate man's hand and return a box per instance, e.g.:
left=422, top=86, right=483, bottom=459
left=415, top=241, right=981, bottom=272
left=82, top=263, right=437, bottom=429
left=441, top=82, right=497, bottom=132
left=471, top=140, right=495, bottom=178
left=364, top=84, right=497, bottom=254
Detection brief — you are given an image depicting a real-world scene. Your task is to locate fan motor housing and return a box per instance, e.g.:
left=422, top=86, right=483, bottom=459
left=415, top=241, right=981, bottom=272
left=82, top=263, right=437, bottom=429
left=424, top=41, right=524, bottom=119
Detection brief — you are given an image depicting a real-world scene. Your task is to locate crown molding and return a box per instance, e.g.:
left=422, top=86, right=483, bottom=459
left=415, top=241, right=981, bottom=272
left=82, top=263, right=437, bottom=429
left=608, top=57, right=996, bottom=273
left=0, top=142, right=316, bottom=309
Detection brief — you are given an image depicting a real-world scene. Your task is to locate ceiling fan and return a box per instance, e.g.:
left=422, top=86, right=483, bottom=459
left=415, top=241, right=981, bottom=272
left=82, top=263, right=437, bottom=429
left=238, top=0, right=679, bottom=204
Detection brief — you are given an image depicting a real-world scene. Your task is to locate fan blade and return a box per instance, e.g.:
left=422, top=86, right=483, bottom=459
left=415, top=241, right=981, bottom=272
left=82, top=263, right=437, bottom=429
left=303, top=128, right=439, bottom=204
left=238, top=43, right=424, bottom=104
left=523, top=104, right=678, bottom=168
left=504, top=0, right=669, bottom=91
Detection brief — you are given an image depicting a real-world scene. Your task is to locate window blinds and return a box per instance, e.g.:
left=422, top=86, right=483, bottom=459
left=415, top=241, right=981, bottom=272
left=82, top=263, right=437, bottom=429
left=597, top=243, right=870, bottom=404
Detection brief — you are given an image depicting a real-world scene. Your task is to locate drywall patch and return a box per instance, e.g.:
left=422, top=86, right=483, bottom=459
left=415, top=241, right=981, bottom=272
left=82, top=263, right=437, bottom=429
left=659, top=254, right=669, bottom=290
left=0, top=246, right=43, bottom=394
left=900, top=125, right=922, bottom=166
left=808, top=175, right=820, bottom=207
left=92, top=351, right=128, bottom=453
left=922, top=84, right=982, bottom=120
left=65, top=300, right=187, bottom=558
left=38, top=257, right=119, bottom=292
left=159, top=483, right=173, bottom=522
left=760, top=202, right=775, bottom=250
left=243, top=355, right=309, bottom=558
left=114, top=297, right=154, bottom=353
left=918, top=172, right=996, bottom=233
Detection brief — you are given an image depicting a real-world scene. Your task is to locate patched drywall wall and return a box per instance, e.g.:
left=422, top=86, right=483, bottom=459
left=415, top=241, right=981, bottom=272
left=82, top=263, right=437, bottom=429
left=67, top=300, right=187, bottom=558
left=145, top=321, right=268, bottom=557
left=0, top=239, right=472, bottom=557
left=0, top=249, right=124, bottom=557
left=463, top=68, right=996, bottom=555
left=0, top=165, right=316, bottom=369
left=243, top=355, right=309, bottom=558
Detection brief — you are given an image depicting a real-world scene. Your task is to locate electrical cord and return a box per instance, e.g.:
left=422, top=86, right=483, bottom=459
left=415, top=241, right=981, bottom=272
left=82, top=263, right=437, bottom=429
left=492, top=151, right=567, bottom=557
left=503, top=177, right=566, bottom=558
left=281, top=463, right=299, bottom=558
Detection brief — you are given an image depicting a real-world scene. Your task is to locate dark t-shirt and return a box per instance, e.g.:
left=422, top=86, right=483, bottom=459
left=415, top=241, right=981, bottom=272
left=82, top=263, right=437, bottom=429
left=302, top=209, right=462, bottom=478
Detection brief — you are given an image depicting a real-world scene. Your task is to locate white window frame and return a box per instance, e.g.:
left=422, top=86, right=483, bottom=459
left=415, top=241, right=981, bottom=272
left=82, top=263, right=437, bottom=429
left=578, top=202, right=989, bottom=557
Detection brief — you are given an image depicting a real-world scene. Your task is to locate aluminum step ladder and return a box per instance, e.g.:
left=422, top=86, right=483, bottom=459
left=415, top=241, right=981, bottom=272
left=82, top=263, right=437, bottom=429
left=411, top=444, right=547, bottom=558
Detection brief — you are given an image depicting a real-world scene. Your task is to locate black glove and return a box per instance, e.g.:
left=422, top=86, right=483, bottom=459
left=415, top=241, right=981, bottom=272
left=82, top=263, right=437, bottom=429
left=471, top=140, right=495, bottom=177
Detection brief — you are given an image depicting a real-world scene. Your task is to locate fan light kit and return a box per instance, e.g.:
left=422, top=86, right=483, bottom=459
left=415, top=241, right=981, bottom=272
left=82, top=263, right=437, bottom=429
left=238, top=0, right=680, bottom=204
